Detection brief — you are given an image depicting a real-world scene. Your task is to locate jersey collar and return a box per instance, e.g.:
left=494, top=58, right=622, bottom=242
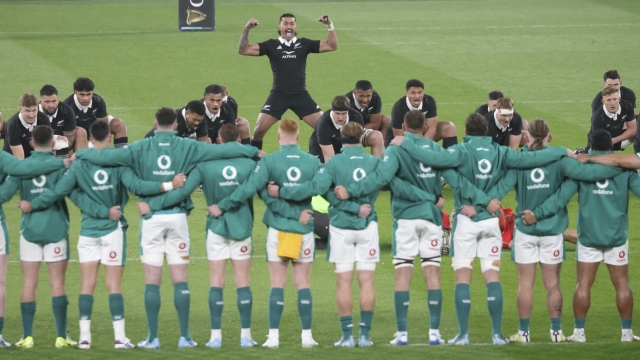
left=603, top=104, right=622, bottom=120
left=405, top=96, right=423, bottom=111
left=38, top=104, right=58, bottom=121
left=19, top=113, right=36, bottom=132
left=330, top=111, right=349, bottom=129
left=204, top=102, right=219, bottom=121
left=278, top=36, right=298, bottom=47
left=74, top=94, right=92, bottom=113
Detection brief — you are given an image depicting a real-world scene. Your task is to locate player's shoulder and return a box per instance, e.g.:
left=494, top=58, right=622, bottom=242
left=6, top=112, right=20, bottom=124
left=422, top=94, right=436, bottom=103
left=345, top=89, right=354, bottom=98
left=61, top=94, right=75, bottom=105
left=621, top=99, right=634, bottom=110
left=58, top=101, right=76, bottom=116
left=92, top=93, right=105, bottom=104
left=317, top=110, right=332, bottom=123
left=483, top=110, right=494, bottom=121
left=392, top=96, right=406, bottom=108
left=372, top=90, right=381, bottom=100
left=475, top=104, right=489, bottom=115
left=348, top=108, right=364, bottom=123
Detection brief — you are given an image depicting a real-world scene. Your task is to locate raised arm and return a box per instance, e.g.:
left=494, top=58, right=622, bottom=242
left=318, top=15, right=337, bottom=52
left=238, top=18, right=261, bottom=56
left=578, top=153, right=640, bottom=169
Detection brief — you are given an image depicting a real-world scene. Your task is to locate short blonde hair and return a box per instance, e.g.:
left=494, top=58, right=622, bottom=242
left=278, top=118, right=299, bottom=137
left=19, top=93, right=38, bottom=108
left=496, top=97, right=514, bottom=110
left=340, top=121, right=363, bottom=140
left=602, top=84, right=619, bottom=98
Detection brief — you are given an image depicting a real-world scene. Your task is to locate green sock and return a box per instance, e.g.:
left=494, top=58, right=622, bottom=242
left=340, top=315, right=353, bottom=339
left=78, top=294, right=94, bottom=321
left=574, top=318, right=586, bottom=329
left=621, top=318, right=632, bottom=330
left=427, top=289, right=442, bottom=330
left=297, top=288, right=313, bottom=330
left=268, top=288, right=284, bottom=329
left=486, top=282, right=503, bottom=336
left=20, top=302, right=36, bottom=338
left=236, top=287, right=252, bottom=329
left=209, top=287, right=223, bottom=330
left=109, top=293, right=125, bottom=321
left=144, top=284, right=161, bottom=341
left=519, top=318, right=530, bottom=332
left=359, top=311, right=373, bottom=338
left=454, top=284, right=471, bottom=336
left=51, top=295, right=69, bottom=338
left=173, top=282, right=191, bottom=340
left=550, top=317, right=562, bottom=331
left=394, top=291, right=410, bottom=332
left=0, top=317, right=3, bottom=335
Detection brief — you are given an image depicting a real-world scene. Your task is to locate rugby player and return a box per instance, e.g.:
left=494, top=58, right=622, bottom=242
left=203, top=85, right=246, bottom=144
left=3, top=93, right=51, bottom=159
left=392, top=113, right=571, bottom=345
left=20, top=121, right=180, bottom=349
left=145, top=101, right=209, bottom=142
left=74, top=107, right=260, bottom=349
left=39, top=85, right=87, bottom=156
left=215, top=85, right=252, bottom=144
left=269, top=122, right=380, bottom=347
left=591, top=70, right=636, bottom=113
left=385, top=79, right=457, bottom=148
left=309, top=95, right=384, bottom=163
left=0, top=126, right=75, bottom=348
left=0, top=148, right=71, bottom=348
left=588, top=85, right=636, bottom=151
left=238, top=13, right=338, bottom=150
left=475, top=91, right=504, bottom=115
left=211, top=119, right=320, bottom=348
left=346, top=80, right=390, bottom=137
left=478, top=120, right=623, bottom=343
left=62, top=77, right=128, bottom=148
left=531, top=129, right=640, bottom=342
left=139, top=124, right=268, bottom=348
left=484, top=97, right=527, bottom=149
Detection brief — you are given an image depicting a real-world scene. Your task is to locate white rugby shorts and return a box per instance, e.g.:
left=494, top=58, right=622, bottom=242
left=393, top=219, right=442, bottom=260
left=78, top=225, right=126, bottom=265
left=266, top=227, right=314, bottom=263
left=451, top=214, right=502, bottom=260
left=328, top=221, right=380, bottom=264
left=512, top=230, right=563, bottom=264
left=140, top=213, right=190, bottom=260
left=577, top=240, right=628, bottom=265
left=20, top=236, right=68, bottom=262
left=206, top=230, right=252, bottom=261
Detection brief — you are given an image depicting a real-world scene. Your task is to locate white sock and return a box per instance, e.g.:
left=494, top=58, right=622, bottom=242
left=113, top=319, right=125, bottom=341
left=301, top=329, right=312, bottom=338
left=429, top=329, right=440, bottom=336
left=268, top=329, right=279, bottom=339
left=241, top=328, right=251, bottom=339
left=80, top=319, right=91, bottom=341
left=210, top=329, right=222, bottom=340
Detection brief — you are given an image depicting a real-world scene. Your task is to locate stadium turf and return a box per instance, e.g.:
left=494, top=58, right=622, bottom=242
left=1, top=0, right=640, bottom=358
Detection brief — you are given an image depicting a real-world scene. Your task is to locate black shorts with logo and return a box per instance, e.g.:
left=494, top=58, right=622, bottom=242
left=261, top=90, right=321, bottom=120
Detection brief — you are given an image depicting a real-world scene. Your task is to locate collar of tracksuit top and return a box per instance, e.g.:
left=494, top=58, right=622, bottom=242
left=339, top=145, right=365, bottom=155
left=279, top=144, right=301, bottom=151
left=462, top=135, right=493, bottom=144
left=403, top=132, right=431, bottom=143
left=29, top=151, right=55, bottom=158
left=152, top=130, right=179, bottom=138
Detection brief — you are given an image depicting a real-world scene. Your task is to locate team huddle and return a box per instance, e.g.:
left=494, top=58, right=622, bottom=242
left=0, top=12, right=639, bottom=351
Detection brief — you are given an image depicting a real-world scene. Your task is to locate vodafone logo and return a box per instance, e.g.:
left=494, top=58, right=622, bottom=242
left=179, top=242, right=187, bottom=250
left=596, top=180, right=609, bottom=189
left=530, top=168, right=545, bottom=183
left=32, top=175, right=47, bottom=187
left=240, top=246, right=248, bottom=253
left=287, top=167, right=301, bottom=181
left=619, top=251, right=626, bottom=258
left=553, top=250, right=560, bottom=257
left=157, top=155, right=171, bottom=170
left=222, top=166, right=237, bottom=180
left=353, top=168, right=366, bottom=182
left=419, top=163, right=432, bottom=173
left=369, top=249, right=377, bottom=256
left=478, top=159, right=492, bottom=174
left=94, top=170, right=109, bottom=185
left=491, top=246, right=499, bottom=254
left=110, top=251, right=117, bottom=259
left=303, top=248, right=311, bottom=256
left=431, top=240, right=438, bottom=247
left=54, top=246, right=61, bottom=254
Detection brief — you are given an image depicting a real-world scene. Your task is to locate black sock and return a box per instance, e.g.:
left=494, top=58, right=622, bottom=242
left=442, top=136, right=458, bottom=149
left=114, top=137, right=128, bottom=148
left=250, top=139, right=263, bottom=150
left=241, top=137, right=251, bottom=145
left=55, top=148, right=69, bottom=158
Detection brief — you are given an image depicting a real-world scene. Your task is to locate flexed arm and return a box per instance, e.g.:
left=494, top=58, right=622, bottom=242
left=238, top=18, right=261, bottom=56
left=318, top=15, right=338, bottom=52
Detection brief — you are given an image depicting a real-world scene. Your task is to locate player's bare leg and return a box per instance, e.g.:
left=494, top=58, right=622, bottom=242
left=366, top=130, right=384, bottom=157
left=74, top=127, right=88, bottom=151
left=264, top=260, right=289, bottom=348
left=606, top=263, right=637, bottom=341
left=357, top=269, right=375, bottom=346
left=569, top=261, right=599, bottom=342
left=78, top=261, right=100, bottom=349
left=434, top=121, right=458, bottom=148
left=48, top=260, right=71, bottom=347
left=109, top=118, right=128, bottom=148
left=541, top=263, right=564, bottom=341
left=251, top=113, right=279, bottom=148
left=301, top=111, right=322, bottom=130
left=380, top=115, right=390, bottom=139
left=292, top=261, right=316, bottom=347
left=423, top=264, right=444, bottom=344
left=236, top=117, right=252, bottom=144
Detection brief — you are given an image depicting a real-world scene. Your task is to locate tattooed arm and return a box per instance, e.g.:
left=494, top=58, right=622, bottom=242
left=238, top=18, right=261, bottom=56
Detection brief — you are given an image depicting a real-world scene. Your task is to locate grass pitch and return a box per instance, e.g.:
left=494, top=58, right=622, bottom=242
left=1, top=0, right=640, bottom=358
